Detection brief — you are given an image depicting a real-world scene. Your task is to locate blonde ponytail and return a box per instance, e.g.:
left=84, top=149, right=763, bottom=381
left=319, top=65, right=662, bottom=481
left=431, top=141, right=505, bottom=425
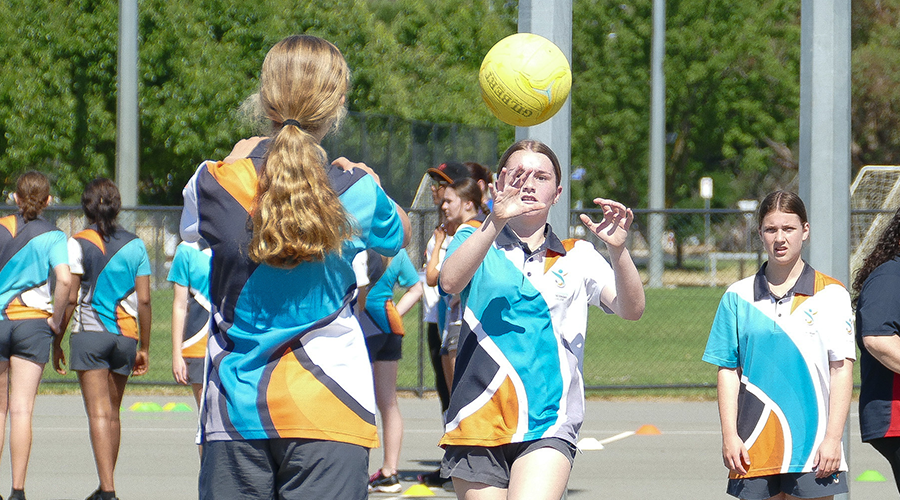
left=247, top=35, right=354, bottom=267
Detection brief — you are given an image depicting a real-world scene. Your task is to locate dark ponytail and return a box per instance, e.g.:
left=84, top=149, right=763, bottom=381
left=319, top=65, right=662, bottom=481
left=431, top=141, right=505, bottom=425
left=81, top=178, right=121, bottom=239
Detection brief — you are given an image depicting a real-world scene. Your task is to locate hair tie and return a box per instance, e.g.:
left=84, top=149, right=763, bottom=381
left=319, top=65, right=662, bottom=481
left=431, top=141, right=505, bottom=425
left=282, top=119, right=302, bottom=129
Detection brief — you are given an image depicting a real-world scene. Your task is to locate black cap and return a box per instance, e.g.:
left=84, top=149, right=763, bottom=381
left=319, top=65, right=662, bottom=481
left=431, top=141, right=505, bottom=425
left=426, top=161, right=469, bottom=184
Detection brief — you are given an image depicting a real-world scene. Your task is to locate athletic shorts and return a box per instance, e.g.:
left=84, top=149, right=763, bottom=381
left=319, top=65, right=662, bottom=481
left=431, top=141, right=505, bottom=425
left=185, top=356, right=204, bottom=385
left=365, top=333, right=402, bottom=362
left=440, top=322, right=461, bottom=355
left=726, top=471, right=848, bottom=499
left=69, top=331, right=137, bottom=376
left=0, top=318, right=53, bottom=364
left=442, top=438, right=576, bottom=489
left=199, top=438, right=369, bottom=500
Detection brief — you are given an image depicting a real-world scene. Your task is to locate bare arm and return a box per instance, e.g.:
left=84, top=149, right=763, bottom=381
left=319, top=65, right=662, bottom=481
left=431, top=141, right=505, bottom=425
left=53, top=274, right=82, bottom=375
left=814, top=358, right=853, bottom=478
left=863, top=335, right=900, bottom=373
left=425, top=228, right=447, bottom=287
left=582, top=199, right=645, bottom=321
left=133, top=275, right=152, bottom=376
left=170, top=284, right=189, bottom=385
left=48, top=264, right=72, bottom=335
left=717, top=366, right=750, bottom=475
left=395, top=282, right=424, bottom=316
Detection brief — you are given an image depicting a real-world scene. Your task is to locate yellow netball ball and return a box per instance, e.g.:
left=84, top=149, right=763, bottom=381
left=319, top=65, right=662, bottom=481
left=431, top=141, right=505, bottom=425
left=479, top=33, right=572, bottom=127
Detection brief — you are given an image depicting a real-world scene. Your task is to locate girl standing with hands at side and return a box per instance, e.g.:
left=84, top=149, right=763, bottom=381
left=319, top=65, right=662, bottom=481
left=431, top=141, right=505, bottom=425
left=438, top=140, right=644, bottom=500
left=55, top=178, right=152, bottom=500
left=703, top=191, right=854, bottom=500
left=0, top=171, right=71, bottom=500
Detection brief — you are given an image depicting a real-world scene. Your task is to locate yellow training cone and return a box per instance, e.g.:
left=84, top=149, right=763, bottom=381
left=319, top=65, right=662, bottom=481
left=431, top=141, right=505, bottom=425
left=635, top=424, right=661, bottom=435
left=402, top=484, right=435, bottom=497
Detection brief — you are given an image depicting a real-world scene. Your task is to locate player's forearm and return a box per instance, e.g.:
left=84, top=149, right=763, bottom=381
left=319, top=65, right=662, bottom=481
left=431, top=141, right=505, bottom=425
left=863, top=335, right=900, bottom=374
left=825, top=359, right=853, bottom=441
left=607, top=246, right=644, bottom=320
left=717, top=367, right=742, bottom=438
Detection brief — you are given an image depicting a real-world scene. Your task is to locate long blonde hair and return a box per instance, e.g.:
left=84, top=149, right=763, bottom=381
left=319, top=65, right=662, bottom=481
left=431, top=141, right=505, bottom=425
left=249, top=35, right=354, bottom=267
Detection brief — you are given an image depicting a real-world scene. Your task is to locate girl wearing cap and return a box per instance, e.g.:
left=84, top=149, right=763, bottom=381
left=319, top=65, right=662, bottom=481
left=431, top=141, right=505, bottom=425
left=0, top=171, right=71, bottom=500
left=703, top=191, right=854, bottom=500
left=181, top=35, right=409, bottom=500
left=438, top=139, right=644, bottom=499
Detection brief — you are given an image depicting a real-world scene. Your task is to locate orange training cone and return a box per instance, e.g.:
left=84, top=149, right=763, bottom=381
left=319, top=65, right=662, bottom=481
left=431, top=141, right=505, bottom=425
left=635, top=424, right=661, bottom=435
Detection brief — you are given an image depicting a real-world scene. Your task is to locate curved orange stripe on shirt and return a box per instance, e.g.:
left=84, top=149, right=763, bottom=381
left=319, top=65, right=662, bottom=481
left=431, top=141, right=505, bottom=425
left=266, top=348, right=378, bottom=447
left=74, top=229, right=106, bottom=255
left=206, top=159, right=258, bottom=214
left=544, top=238, right=577, bottom=274
left=732, top=410, right=785, bottom=479
left=115, top=304, right=138, bottom=340
left=440, top=375, right=519, bottom=447
left=0, top=215, right=17, bottom=237
left=384, top=300, right=404, bottom=336
left=5, top=297, right=50, bottom=320
left=182, top=338, right=208, bottom=358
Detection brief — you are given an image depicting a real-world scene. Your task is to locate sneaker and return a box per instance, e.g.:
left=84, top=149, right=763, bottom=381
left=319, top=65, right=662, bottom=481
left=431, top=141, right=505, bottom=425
left=368, top=470, right=402, bottom=493
left=85, top=489, right=119, bottom=500
left=417, top=469, right=449, bottom=488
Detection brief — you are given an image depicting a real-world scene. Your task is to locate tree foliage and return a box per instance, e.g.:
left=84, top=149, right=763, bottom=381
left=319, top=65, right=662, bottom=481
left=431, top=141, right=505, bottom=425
left=0, top=0, right=896, bottom=210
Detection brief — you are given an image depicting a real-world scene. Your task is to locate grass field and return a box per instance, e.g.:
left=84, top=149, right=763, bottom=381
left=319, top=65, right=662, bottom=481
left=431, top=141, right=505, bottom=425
left=39, top=286, right=860, bottom=398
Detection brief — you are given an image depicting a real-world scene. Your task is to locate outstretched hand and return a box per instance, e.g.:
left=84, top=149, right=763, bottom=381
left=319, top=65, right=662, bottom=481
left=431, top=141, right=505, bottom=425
left=489, top=165, right=547, bottom=221
left=579, top=198, right=633, bottom=249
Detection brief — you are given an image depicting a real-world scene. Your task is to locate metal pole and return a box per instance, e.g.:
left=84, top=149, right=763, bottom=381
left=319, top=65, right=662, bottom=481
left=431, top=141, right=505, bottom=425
left=517, top=0, right=572, bottom=238
left=799, top=0, right=851, bottom=496
left=647, top=0, right=666, bottom=288
left=116, top=0, right=139, bottom=208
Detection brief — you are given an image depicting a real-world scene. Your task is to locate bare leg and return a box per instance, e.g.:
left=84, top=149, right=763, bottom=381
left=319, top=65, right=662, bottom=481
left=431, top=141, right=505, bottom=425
left=507, top=447, right=570, bottom=500
left=8, top=357, right=44, bottom=490
left=451, top=478, right=507, bottom=500
left=373, top=360, right=402, bottom=476
left=0, top=361, right=10, bottom=481
left=441, top=350, right=457, bottom=395
left=78, top=369, right=128, bottom=493
left=191, top=383, right=203, bottom=457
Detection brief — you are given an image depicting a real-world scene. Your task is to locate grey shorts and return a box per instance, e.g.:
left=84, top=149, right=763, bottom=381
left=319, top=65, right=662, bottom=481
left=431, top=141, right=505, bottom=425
left=440, top=322, right=461, bottom=355
left=185, top=356, right=204, bottom=385
left=441, top=438, right=576, bottom=488
left=0, top=319, right=53, bottom=364
left=727, top=471, right=848, bottom=499
left=69, top=331, right=137, bottom=376
left=365, top=333, right=402, bottom=362
left=199, top=438, right=369, bottom=500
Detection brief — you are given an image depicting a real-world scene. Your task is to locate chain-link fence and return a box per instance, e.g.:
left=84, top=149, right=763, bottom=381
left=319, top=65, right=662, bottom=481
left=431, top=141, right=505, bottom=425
left=23, top=206, right=885, bottom=390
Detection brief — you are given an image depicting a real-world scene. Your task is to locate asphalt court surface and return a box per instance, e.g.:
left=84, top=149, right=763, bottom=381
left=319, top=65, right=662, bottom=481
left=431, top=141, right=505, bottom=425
left=0, top=394, right=892, bottom=499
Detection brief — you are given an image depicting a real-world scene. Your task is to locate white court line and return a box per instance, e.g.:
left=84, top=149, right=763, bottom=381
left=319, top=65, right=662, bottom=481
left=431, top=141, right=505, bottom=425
left=598, top=431, right=635, bottom=445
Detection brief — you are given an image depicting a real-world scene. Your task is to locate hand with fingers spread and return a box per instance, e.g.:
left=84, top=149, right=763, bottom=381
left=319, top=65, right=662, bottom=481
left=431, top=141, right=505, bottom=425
left=489, top=165, right=547, bottom=221
left=580, top=198, right=634, bottom=249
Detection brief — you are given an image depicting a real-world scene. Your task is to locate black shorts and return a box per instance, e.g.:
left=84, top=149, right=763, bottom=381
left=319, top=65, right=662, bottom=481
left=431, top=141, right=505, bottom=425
left=365, top=333, right=402, bottom=362
left=70, top=331, right=137, bottom=376
left=0, top=318, right=53, bottom=364
left=199, top=438, right=369, bottom=500
left=442, top=438, right=576, bottom=488
left=185, top=356, right=205, bottom=385
left=726, top=471, right=848, bottom=499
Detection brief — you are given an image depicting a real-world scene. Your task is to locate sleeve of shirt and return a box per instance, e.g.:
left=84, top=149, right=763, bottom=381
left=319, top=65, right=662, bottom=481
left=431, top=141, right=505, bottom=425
left=352, top=251, right=370, bottom=288
left=824, top=284, right=856, bottom=362
left=167, top=244, right=190, bottom=286
left=48, top=231, right=68, bottom=269
left=67, top=238, right=84, bottom=275
left=702, top=291, right=740, bottom=368
left=579, top=241, right=616, bottom=314
left=857, top=272, right=900, bottom=338
left=136, top=240, right=152, bottom=277
left=180, top=163, right=206, bottom=243
left=346, top=175, right=404, bottom=257
left=395, top=250, right=419, bottom=288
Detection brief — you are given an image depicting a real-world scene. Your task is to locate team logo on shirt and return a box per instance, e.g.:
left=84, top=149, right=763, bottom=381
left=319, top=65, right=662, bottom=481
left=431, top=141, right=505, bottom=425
left=803, top=308, right=816, bottom=325
left=551, top=269, right=567, bottom=288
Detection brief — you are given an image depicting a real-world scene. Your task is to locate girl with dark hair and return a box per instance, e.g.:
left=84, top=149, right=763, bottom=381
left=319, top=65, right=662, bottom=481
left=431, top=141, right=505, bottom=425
left=180, top=34, right=409, bottom=500
left=54, top=178, right=151, bottom=500
left=0, top=171, right=71, bottom=500
left=703, top=190, right=854, bottom=500
left=438, top=139, right=644, bottom=499
left=854, top=206, right=900, bottom=493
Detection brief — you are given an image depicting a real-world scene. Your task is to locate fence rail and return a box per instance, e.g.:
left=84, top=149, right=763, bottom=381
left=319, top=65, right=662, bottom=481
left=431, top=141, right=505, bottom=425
left=20, top=206, right=887, bottom=391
